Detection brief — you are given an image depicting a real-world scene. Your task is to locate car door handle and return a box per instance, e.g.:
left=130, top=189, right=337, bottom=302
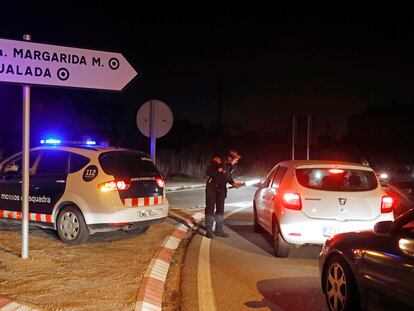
left=56, top=180, right=66, bottom=184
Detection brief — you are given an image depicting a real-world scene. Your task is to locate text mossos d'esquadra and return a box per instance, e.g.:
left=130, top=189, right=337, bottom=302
left=1, top=193, right=51, bottom=204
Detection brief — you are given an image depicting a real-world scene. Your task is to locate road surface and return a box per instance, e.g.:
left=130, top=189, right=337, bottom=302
left=167, top=186, right=327, bottom=311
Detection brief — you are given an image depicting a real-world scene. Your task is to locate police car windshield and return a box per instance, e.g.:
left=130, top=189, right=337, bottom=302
left=99, top=151, right=160, bottom=177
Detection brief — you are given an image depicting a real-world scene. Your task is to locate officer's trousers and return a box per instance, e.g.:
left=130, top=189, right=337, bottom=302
left=205, top=183, right=227, bottom=231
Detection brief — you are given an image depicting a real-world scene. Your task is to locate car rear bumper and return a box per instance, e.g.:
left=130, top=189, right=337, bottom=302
left=83, top=202, right=169, bottom=225
left=280, top=215, right=393, bottom=245
left=87, top=217, right=166, bottom=234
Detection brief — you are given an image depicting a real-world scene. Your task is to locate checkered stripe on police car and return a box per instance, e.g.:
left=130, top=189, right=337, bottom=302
left=0, top=210, right=53, bottom=223
left=121, top=195, right=163, bottom=208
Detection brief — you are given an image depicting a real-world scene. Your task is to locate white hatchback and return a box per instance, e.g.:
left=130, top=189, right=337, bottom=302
left=253, top=160, right=395, bottom=257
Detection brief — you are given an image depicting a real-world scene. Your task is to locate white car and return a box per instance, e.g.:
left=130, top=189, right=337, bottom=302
left=0, top=141, right=168, bottom=244
left=253, top=160, right=395, bottom=257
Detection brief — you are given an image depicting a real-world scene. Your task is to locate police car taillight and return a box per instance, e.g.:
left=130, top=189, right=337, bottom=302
left=155, top=177, right=165, bottom=188
left=98, top=179, right=131, bottom=192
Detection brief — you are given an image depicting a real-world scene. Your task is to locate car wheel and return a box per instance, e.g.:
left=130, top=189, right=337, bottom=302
left=323, top=255, right=360, bottom=311
left=253, top=203, right=262, bottom=233
left=272, top=222, right=289, bottom=257
left=57, top=205, right=89, bottom=244
left=127, top=226, right=149, bottom=235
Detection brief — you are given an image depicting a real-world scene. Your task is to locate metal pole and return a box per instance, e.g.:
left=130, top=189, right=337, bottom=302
left=22, top=33, right=31, bottom=259
left=307, top=114, right=310, bottom=160
left=292, top=115, right=295, bottom=160
left=150, top=100, right=156, bottom=163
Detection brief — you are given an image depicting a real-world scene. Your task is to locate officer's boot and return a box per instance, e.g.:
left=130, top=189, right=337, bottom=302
left=205, top=215, right=215, bottom=239
left=214, top=215, right=229, bottom=237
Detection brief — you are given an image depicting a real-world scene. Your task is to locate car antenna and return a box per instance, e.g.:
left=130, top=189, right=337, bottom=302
left=116, top=134, right=126, bottom=149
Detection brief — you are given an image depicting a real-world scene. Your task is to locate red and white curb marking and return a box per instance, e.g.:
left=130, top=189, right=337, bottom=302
left=0, top=296, right=40, bottom=310
left=134, top=211, right=205, bottom=311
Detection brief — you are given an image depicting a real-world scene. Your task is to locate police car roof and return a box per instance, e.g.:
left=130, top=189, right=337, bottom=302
left=31, top=146, right=149, bottom=157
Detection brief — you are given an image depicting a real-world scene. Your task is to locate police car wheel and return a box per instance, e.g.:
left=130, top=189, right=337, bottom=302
left=57, top=206, right=89, bottom=244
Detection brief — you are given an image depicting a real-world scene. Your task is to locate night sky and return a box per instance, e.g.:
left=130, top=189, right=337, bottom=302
left=1, top=4, right=413, bottom=141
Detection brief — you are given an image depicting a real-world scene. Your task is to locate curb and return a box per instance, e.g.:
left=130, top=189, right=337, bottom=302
left=0, top=295, right=41, bottom=310
left=165, top=184, right=205, bottom=192
left=134, top=210, right=205, bottom=311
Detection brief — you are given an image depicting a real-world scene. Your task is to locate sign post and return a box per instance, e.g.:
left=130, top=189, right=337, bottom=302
left=150, top=100, right=156, bottom=162
left=21, top=34, right=31, bottom=259
left=0, top=36, right=137, bottom=259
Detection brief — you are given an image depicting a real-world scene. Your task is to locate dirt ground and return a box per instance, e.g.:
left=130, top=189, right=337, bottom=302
left=0, top=220, right=176, bottom=310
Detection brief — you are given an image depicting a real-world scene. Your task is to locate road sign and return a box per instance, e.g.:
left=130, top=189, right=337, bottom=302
left=0, top=37, right=137, bottom=91
left=137, top=100, right=173, bottom=163
left=137, top=100, right=173, bottom=138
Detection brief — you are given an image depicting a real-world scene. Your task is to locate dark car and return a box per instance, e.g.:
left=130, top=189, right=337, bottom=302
left=319, top=207, right=414, bottom=311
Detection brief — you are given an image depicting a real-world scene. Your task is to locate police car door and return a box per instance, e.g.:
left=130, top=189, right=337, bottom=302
left=0, top=152, right=40, bottom=215
left=30, top=150, right=69, bottom=216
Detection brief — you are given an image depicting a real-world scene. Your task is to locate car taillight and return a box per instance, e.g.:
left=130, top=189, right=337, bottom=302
left=155, top=177, right=165, bottom=188
left=381, top=195, right=395, bottom=213
left=98, top=179, right=131, bottom=192
left=329, top=168, right=344, bottom=174
left=282, top=192, right=302, bottom=210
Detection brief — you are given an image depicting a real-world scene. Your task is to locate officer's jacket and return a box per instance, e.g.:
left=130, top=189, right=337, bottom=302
left=205, top=156, right=235, bottom=187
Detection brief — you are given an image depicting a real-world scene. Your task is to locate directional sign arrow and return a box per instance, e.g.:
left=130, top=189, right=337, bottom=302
left=0, top=38, right=137, bottom=91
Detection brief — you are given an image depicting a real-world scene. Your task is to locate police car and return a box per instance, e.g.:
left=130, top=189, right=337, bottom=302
left=0, top=139, right=168, bottom=244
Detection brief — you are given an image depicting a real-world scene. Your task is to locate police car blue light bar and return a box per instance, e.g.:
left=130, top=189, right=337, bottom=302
left=85, top=140, right=96, bottom=145
left=40, top=139, right=61, bottom=145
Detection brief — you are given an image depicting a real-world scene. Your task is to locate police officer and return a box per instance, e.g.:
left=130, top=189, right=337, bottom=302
left=205, top=149, right=243, bottom=238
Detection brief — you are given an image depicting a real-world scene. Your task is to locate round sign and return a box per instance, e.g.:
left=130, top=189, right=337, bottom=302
left=136, top=100, right=173, bottom=138
left=82, top=165, right=98, bottom=182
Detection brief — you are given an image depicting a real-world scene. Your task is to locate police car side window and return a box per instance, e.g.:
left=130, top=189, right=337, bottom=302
left=1, top=153, right=39, bottom=177
left=69, top=153, right=90, bottom=173
left=36, top=151, right=69, bottom=175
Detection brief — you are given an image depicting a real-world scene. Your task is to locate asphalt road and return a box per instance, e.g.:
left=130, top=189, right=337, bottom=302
left=167, top=186, right=328, bottom=311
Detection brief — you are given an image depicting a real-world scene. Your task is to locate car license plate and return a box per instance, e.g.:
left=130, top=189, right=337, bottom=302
left=138, top=208, right=161, bottom=218
left=323, top=227, right=337, bottom=237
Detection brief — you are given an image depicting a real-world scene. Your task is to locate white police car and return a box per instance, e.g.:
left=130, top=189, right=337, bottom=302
left=0, top=140, right=168, bottom=244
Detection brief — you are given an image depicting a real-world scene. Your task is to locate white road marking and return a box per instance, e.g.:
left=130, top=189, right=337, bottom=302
left=198, top=237, right=216, bottom=311
left=197, top=203, right=251, bottom=311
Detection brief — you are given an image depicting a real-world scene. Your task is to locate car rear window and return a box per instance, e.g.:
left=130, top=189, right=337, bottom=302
left=296, top=168, right=378, bottom=191
left=99, top=151, right=160, bottom=177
